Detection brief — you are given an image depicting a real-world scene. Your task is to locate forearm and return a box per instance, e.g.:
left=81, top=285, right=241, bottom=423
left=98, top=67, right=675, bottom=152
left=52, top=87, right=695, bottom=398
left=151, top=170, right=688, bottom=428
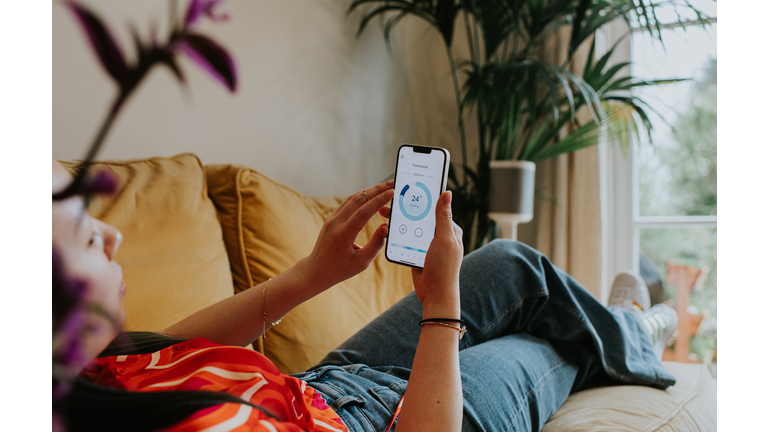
left=161, top=257, right=327, bottom=346
left=161, top=181, right=394, bottom=346
left=396, top=298, right=463, bottom=432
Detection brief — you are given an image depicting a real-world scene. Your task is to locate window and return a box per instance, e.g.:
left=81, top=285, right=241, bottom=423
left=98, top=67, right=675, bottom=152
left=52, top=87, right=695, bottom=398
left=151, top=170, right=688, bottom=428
left=603, top=4, right=717, bottom=375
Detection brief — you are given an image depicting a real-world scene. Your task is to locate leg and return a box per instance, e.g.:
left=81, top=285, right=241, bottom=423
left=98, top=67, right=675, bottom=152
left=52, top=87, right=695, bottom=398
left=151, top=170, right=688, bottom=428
left=315, top=240, right=674, bottom=390
left=456, top=239, right=674, bottom=390
left=459, top=334, right=583, bottom=432
left=302, top=333, right=582, bottom=432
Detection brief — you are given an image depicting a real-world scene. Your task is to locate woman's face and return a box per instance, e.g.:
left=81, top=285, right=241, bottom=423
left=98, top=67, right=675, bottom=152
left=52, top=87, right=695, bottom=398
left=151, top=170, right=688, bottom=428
left=52, top=160, right=125, bottom=371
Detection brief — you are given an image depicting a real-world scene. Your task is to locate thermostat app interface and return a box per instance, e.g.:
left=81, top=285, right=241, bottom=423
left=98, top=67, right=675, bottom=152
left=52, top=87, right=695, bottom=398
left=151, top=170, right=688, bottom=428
left=386, top=146, right=449, bottom=268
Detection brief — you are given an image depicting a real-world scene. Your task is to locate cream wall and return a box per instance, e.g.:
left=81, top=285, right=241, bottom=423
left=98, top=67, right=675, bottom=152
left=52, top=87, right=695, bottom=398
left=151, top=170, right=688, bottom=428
left=53, top=0, right=473, bottom=196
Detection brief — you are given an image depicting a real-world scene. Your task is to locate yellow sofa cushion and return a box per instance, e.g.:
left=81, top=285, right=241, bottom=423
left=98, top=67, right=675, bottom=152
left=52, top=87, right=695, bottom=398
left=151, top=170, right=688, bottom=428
left=61, top=154, right=235, bottom=333
left=542, top=362, right=716, bottom=432
left=206, top=164, right=413, bottom=374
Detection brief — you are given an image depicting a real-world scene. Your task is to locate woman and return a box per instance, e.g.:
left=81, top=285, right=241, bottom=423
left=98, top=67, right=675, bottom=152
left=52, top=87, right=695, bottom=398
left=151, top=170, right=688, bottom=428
left=52, top=159, right=677, bottom=432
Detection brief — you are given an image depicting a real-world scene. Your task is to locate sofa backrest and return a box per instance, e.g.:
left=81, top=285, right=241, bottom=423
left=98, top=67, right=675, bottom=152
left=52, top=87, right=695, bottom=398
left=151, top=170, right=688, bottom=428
left=60, top=154, right=235, bottom=332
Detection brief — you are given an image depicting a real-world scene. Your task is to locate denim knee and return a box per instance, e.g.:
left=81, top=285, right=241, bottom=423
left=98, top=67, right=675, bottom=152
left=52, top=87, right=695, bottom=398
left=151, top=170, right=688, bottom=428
left=470, top=239, right=544, bottom=272
left=486, top=238, right=532, bottom=254
left=459, top=239, right=549, bottom=301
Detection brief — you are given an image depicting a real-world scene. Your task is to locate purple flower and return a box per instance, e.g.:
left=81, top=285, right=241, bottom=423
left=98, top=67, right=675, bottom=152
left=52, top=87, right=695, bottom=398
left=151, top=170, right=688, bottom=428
left=175, top=34, right=238, bottom=92
left=53, top=413, right=66, bottom=432
left=67, top=0, right=237, bottom=93
left=85, top=170, right=119, bottom=196
left=54, top=308, right=87, bottom=363
left=66, top=1, right=128, bottom=87
left=52, top=245, right=91, bottom=430
left=185, top=0, right=230, bottom=28
left=52, top=248, right=89, bottom=335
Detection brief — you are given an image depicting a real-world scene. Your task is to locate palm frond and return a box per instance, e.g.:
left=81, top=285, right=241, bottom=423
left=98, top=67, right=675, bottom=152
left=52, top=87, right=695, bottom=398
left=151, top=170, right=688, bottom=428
left=568, top=0, right=591, bottom=59
left=567, top=1, right=629, bottom=59
left=347, top=0, right=459, bottom=46
left=608, top=77, right=689, bottom=92
left=583, top=34, right=628, bottom=87
left=518, top=113, right=571, bottom=161
left=466, top=0, right=525, bottom=60
left=351, top=4, right=412, bottom=39
left=530, top=118, right=601, bottom=162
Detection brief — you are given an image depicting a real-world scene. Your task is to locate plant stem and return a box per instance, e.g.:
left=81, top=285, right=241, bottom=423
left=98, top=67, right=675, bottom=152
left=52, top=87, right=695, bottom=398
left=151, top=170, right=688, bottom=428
left=463, top=11, right=475, bottom=64
left=516, top=118, right=536, bottom=161
left=501, top=36, right=509, bottom=63
left=470, top=1, right=485, bottom=158
left=458, top=9, right=479, bottom=252
left=473, top=155, right=491, bottom=250
left=55, top=94, right=126, bottom=200
left=511, top=19, right=520, bottom=62
left=446, top=46, right=468, bottom=186
left=472, top=2, right=481, bottom=65
left=83, top=95, right=125, bottom=163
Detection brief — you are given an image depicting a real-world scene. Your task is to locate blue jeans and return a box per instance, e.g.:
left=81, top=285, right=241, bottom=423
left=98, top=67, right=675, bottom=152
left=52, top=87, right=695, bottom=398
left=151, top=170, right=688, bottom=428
left=291, top=240, right=675, bottom=432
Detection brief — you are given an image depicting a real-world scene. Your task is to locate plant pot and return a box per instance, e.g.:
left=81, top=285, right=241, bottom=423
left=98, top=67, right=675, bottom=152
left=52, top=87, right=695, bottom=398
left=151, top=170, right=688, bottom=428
left=488, top=160, right=536, bottom=240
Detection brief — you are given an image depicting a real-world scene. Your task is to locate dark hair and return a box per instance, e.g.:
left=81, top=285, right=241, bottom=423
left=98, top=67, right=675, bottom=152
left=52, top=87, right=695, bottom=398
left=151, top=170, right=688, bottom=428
left=63, top=332, right=280, bottom=432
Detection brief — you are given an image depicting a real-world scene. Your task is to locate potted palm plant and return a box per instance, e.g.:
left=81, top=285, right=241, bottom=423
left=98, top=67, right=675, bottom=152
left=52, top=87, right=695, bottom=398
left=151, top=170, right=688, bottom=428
left=349, top=0, right=711, bottom=252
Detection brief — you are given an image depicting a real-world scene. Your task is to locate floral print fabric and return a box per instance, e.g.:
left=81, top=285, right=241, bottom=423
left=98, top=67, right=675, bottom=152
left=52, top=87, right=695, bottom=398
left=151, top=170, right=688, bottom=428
left=81, top=337, right=347, bottom=432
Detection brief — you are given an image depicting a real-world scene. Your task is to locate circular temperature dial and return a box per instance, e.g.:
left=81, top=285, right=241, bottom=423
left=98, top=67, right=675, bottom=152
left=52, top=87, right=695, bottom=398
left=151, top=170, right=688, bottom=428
left=398, top=182, right=432, bottom=222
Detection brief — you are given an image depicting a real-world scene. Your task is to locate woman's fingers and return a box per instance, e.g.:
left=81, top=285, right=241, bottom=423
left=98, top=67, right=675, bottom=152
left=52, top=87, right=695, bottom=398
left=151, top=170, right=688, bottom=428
left=452, top=221, right=464, bottom=244
left=434, top=191, right=455, bottom=239
left=335, top=180, right=394, bottom=223
left=328, top=194, right=355, bottom=219
left=329, top=193, right=356, bottom=219
left=356, top=222, right=389, bottom=265
left=347, top=189, right=395, bottom=236
left=378, top=205, right=391, bottom=219
left=411, top=267, right=422, bottom=288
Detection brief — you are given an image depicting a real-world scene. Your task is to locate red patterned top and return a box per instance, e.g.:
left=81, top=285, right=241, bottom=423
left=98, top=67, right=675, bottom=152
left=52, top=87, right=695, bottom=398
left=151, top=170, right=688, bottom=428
left=80, top=337, right=348, bottom=432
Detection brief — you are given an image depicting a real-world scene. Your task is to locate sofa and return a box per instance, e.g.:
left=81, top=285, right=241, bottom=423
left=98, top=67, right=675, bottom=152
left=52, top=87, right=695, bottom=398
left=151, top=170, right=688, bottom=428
left=63, top=153, right=716, bottom=431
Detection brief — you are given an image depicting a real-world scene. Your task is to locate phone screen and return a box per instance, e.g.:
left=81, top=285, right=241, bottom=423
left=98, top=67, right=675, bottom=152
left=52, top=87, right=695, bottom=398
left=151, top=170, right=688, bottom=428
left=386, top=145, right=449, bottom=269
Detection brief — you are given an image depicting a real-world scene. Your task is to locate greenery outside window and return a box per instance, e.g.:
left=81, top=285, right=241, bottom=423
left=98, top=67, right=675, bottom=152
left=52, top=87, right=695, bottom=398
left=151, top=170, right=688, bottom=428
left=607, top=2, right=716, bottom=374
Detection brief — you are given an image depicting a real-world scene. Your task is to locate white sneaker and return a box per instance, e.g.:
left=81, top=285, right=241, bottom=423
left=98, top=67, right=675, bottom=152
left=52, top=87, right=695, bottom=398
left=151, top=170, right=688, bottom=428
left=639, top=304, right=678, bottom=361
left=608, top=270, right=651, bottom=312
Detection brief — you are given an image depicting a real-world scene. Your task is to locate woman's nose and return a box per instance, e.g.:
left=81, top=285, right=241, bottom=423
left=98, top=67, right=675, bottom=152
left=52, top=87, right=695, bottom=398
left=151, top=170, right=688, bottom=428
left=99, top=221, right=123, bottom=261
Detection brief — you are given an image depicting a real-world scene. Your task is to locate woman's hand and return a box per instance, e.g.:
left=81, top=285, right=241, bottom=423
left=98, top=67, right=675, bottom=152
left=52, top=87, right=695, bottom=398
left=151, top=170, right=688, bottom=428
left=411, top=191, right=464, bottom=316
left=298, top=180, right=395, bottom=290
left=394, top=191, right=464, bottom=432
left=162, top=181, right=393, bottom=346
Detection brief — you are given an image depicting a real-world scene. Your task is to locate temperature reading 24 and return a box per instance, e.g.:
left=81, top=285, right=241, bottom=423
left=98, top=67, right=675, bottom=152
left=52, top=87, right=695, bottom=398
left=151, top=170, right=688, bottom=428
left=399, top=183, right=432, bottom=222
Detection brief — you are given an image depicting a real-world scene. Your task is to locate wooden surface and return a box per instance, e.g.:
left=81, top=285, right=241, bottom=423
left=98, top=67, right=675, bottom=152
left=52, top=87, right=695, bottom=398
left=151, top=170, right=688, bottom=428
left=664, top=262, right=708, bottom=363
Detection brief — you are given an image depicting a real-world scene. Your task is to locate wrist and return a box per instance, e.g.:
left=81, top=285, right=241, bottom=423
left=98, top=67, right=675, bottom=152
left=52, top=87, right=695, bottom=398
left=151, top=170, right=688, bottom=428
left=291, top=257, right=334, bottom=295
left=421, top=291, right=460, bottom=320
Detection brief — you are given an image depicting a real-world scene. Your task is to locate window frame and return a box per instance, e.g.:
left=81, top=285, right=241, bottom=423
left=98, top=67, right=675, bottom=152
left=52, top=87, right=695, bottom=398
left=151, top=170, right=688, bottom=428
left=601, top=17, right=717, bottom=302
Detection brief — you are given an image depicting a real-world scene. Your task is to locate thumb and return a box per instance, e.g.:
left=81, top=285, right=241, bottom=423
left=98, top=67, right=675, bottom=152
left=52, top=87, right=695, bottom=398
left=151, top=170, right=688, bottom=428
left=357, top=223, right=388, bottom=264
left=434, top=191, right=454, bottom=239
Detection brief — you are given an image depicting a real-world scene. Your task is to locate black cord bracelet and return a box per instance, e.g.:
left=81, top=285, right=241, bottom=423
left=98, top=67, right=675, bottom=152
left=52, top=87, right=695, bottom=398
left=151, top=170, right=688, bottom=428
left=420, top=318, right=465, bottom=326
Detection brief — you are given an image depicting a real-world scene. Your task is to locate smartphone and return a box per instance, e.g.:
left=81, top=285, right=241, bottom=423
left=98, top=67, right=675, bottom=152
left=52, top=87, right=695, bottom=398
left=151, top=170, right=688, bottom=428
left=385, top=144, right=450, bottom=269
